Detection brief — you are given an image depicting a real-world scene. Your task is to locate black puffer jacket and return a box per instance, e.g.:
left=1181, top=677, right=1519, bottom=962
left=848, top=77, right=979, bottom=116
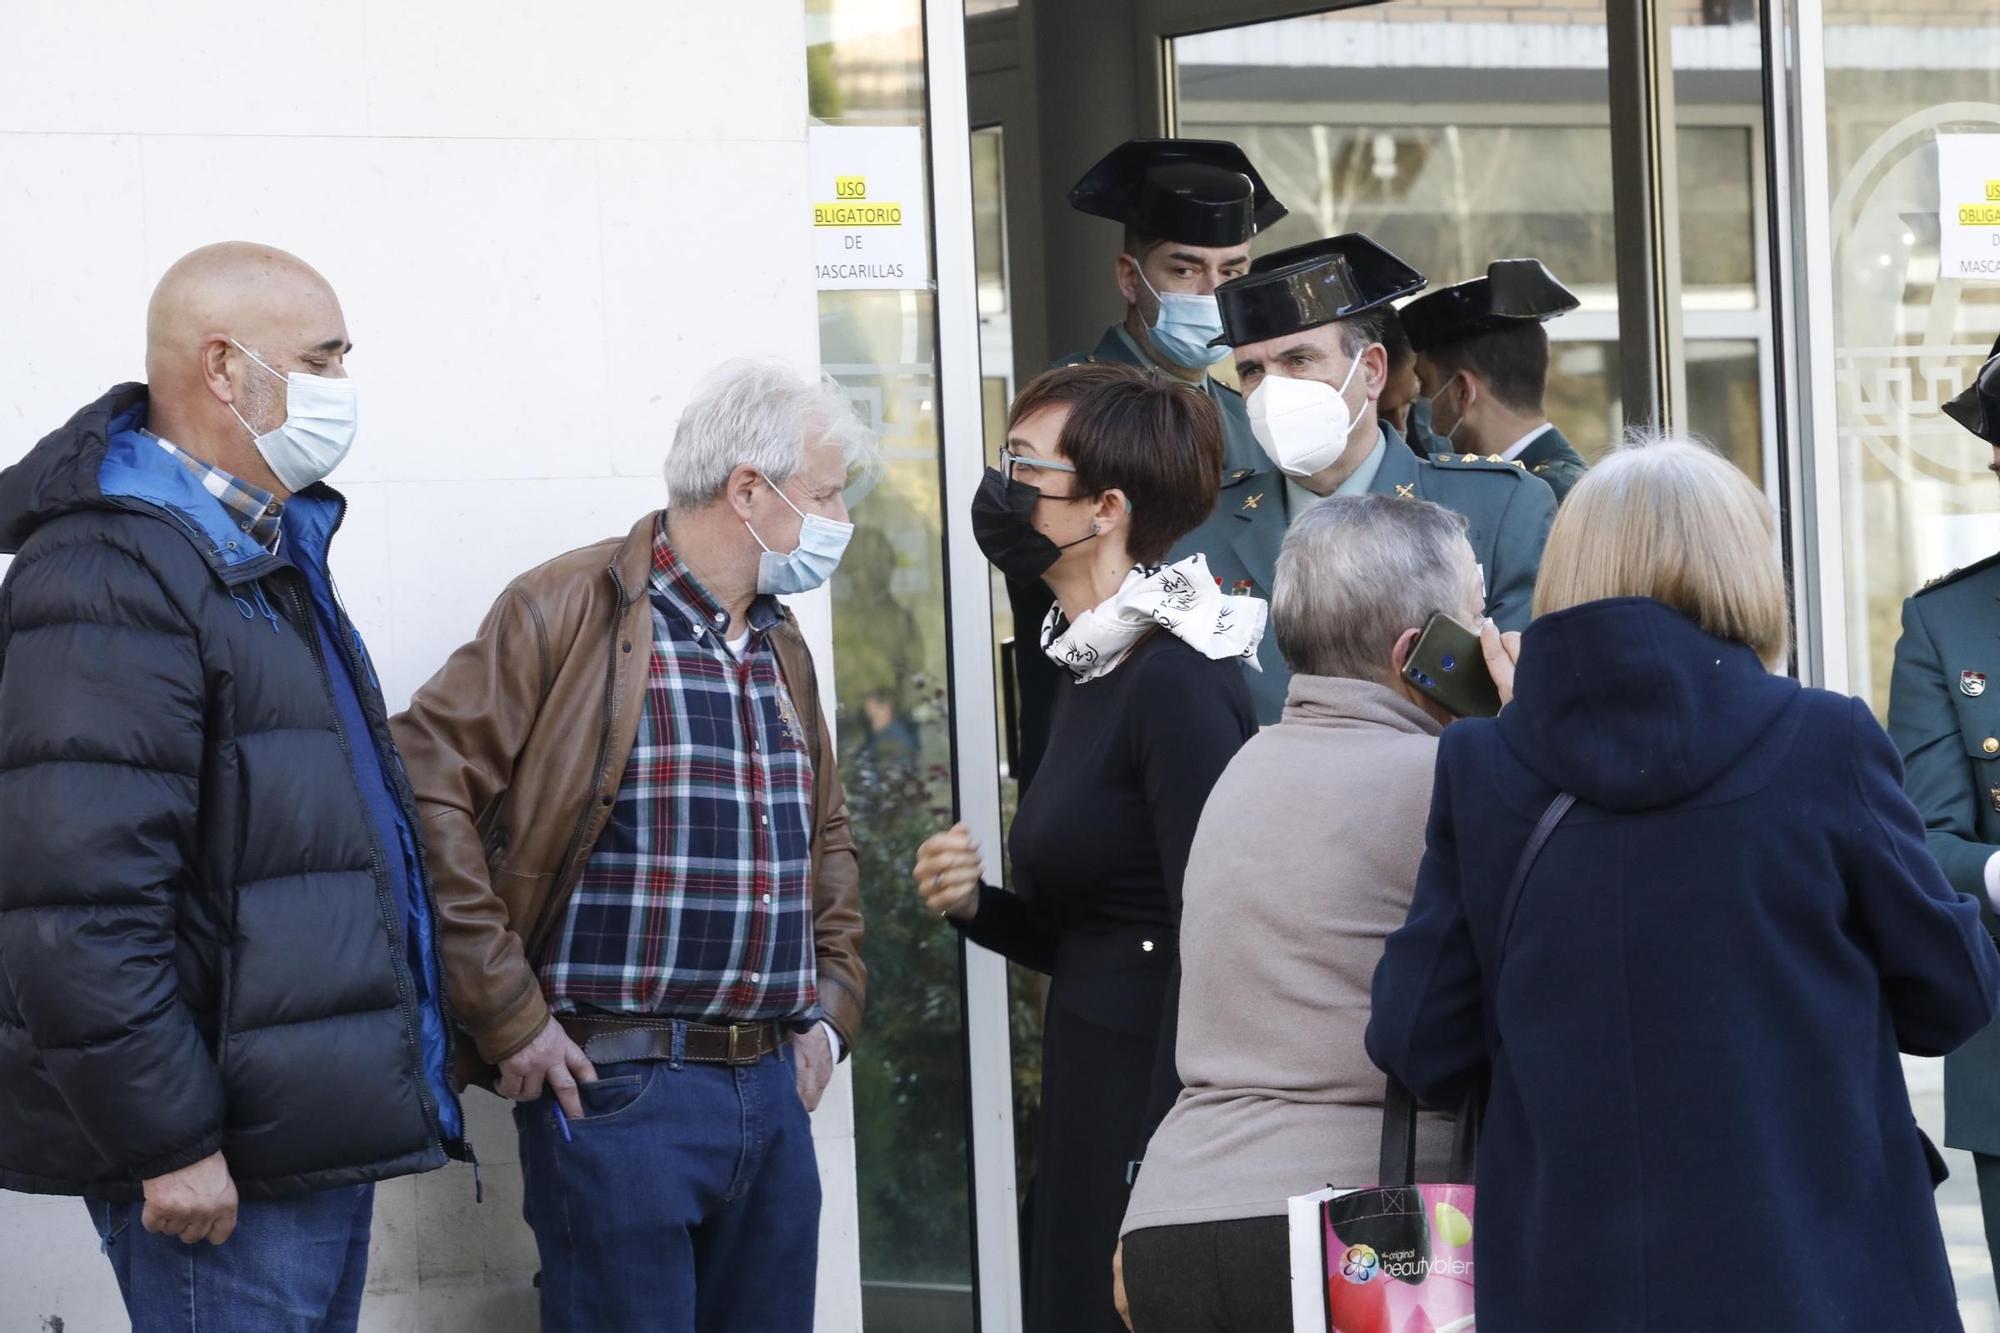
left=0, top=384, right=464, bottom=1200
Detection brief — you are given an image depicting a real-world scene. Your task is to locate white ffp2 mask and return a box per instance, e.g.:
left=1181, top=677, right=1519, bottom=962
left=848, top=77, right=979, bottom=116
left=1246, top=355, right=1364, bottom=479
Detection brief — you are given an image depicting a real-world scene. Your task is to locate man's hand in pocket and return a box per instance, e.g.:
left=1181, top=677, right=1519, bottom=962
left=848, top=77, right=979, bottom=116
left=795, top=1024, right=836, bottom=1112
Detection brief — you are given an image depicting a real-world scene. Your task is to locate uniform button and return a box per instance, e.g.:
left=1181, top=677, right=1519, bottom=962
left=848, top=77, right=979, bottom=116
left=761, top=893, right=771, bottom=904
left=1141, top=940, right=1155, bottom=952
left=1985, top=738, right=1998, bottom=756
left=714, top=611, right=728, bottom=624
left=750, top=972, right=762, bottom=983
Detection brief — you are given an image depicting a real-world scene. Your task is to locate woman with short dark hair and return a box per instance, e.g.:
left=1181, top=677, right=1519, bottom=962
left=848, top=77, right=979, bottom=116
left=914, top=362, right=1264, bottom=1333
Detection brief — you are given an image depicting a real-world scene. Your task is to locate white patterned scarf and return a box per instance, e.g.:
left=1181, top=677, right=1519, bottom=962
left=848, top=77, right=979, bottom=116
left=1041, top=553, right=1269, bottom=683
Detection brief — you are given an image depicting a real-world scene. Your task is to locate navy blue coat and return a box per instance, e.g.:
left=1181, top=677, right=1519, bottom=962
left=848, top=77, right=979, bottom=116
left=1368, top=597, right=2000, bottom=1332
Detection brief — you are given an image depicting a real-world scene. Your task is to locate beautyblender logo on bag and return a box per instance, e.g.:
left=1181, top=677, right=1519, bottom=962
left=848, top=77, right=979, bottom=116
left=1340, top=1244, right=1381, bottom=1284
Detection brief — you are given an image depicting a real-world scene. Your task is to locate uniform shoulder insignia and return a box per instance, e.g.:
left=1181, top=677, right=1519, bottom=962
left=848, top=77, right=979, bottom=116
left=1916, top=549, right=2000, bottom=595
left=1428, top=452, right=1532, bottom=479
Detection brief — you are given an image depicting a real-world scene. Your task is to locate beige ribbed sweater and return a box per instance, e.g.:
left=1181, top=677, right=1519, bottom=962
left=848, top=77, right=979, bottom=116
left=1122, top=673, right=1457, bottom=1235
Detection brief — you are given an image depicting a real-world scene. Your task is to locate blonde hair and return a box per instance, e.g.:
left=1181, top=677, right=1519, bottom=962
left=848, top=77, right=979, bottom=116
left=1532, top=434, right=1788, bottom=667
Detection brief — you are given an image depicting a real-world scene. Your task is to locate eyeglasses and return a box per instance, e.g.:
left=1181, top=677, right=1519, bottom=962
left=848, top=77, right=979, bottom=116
left=1001, top=449, right=1076, bottom=484
left=1001, top=449, right=1084, bottom=501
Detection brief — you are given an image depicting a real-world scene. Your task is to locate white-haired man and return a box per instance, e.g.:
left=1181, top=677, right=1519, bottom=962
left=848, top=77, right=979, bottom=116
left=392, top=361, right=872, bottom=1333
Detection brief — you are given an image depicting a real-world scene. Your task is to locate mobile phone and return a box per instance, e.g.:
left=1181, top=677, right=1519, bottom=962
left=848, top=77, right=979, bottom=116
left=1401, top=612, right=1501, bottom=718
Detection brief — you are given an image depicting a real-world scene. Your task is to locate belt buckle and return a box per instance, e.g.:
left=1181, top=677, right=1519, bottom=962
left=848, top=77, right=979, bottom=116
left=727, top=1024, right=744, bottom=1065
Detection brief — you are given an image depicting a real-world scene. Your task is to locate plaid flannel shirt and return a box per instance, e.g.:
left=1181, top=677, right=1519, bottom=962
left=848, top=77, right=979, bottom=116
left=149, top=432, right=285, bottom=553
left=540, top=520, right=820, bottom=1025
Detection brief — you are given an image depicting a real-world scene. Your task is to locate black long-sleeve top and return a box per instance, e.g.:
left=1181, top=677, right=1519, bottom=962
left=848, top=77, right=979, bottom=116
left=959, top=630, right=1257, bottom=1145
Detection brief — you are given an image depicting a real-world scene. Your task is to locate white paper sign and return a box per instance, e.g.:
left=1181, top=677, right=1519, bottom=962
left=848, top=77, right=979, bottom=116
left=809, top=126, right=929, bottom=291
left=1938, top=134, right=2000, bottom=283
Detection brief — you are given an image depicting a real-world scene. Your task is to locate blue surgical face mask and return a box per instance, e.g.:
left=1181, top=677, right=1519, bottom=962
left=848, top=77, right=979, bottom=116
left=1137, top=267, right=1230, bottom=370
left=747, top=476, right=854, bottom=595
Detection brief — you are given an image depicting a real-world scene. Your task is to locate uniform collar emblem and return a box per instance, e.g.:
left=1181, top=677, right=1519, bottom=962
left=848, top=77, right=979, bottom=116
left=1964, top=670, right=1988, bottom=697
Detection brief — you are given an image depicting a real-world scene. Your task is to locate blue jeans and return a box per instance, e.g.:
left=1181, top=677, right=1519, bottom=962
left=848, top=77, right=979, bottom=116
left=515, top=1042, right=821, bottom=1333
left=85, top=1183, right=374, bottom=1333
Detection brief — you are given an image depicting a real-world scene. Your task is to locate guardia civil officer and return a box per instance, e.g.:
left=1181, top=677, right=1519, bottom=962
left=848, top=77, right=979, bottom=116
left=1887, top=336, right=2000, bottom=1289
left=1008, top=139, right=1288, bottom=776
left=1400, top=258, right=1590, bottom=502
left=1206, top=234, right=1555, bottom=707
left=1379, top=303, right=1451, bottom=459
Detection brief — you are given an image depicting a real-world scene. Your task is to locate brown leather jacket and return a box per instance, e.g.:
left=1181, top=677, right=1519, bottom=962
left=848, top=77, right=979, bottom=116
left=390, top=512, right=866, bottom=1083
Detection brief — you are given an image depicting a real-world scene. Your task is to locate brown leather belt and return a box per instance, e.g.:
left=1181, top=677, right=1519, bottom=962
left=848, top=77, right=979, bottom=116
left=556, top=1014, right=789, bottom=1068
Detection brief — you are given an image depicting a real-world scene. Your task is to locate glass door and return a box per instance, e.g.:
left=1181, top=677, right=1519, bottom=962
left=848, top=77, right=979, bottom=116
left=807, top=2, right=985, bottom=1329
left=1797, top=4, right=2000, bottom=1321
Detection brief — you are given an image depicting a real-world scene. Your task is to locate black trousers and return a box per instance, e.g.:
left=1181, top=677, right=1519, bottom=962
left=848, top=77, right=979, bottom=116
left=1026, top=1001, right=1154, bottom=1332
left=1122, top=1216, right=1292, bottom=1333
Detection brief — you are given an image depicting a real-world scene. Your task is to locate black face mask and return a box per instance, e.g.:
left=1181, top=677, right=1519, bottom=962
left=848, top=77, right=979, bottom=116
left=970, top=467, right=1095, bottom=583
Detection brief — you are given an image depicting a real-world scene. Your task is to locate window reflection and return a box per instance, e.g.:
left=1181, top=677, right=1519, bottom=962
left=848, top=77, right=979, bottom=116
left=1173, top=4, right=1769, bottom=484
left=1826, top=37, right=2000, bottom=714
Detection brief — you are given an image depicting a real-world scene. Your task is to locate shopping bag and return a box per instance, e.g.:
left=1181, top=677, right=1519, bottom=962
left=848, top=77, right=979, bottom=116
left=1288, top=791, right=1575, bottom=1332
left=1287, top=1081, right=1475, bottom=1333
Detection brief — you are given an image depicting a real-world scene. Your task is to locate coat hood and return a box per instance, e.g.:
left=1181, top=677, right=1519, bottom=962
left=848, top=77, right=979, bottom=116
left=1497, top=597, right=1797, bottom=812
left=0, top=382, right=149, bottom=554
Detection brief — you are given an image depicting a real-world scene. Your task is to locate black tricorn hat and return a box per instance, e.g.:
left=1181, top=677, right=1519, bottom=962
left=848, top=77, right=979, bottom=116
left=1210, top=233, right=1426, bottom=348
left=1943, top=335, right=2000, bottom=447
left=1068, top=138, right=1287, bottom=248
left=1400, top=258, right=1580, bottom=354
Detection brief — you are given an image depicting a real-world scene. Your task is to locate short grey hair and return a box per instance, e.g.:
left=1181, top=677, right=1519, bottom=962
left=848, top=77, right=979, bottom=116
left=1273, top=494, right=1480, bottom=683
left=663, top=360, right=876, bottom=506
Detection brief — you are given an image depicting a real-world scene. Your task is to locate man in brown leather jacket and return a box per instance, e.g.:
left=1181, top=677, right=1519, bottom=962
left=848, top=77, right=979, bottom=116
left=391, top=360, right=870, bottom=1333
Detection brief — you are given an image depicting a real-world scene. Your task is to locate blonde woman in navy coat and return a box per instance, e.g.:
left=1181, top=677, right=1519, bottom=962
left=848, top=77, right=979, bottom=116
left=1369, top=438, right=2000, bottom=1332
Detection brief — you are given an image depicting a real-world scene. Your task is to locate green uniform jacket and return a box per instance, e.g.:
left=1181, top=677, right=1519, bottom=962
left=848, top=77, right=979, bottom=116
left=1515, top=424, right=1590, bottom=504
left=1887, top=553, right=2000, bottom=1156
left=1191, top=433, right=1554, bottom=721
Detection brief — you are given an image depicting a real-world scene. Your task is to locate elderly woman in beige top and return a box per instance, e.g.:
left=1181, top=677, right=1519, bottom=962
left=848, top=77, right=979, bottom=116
left=1114, top=493, right=1518, bottom=1333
